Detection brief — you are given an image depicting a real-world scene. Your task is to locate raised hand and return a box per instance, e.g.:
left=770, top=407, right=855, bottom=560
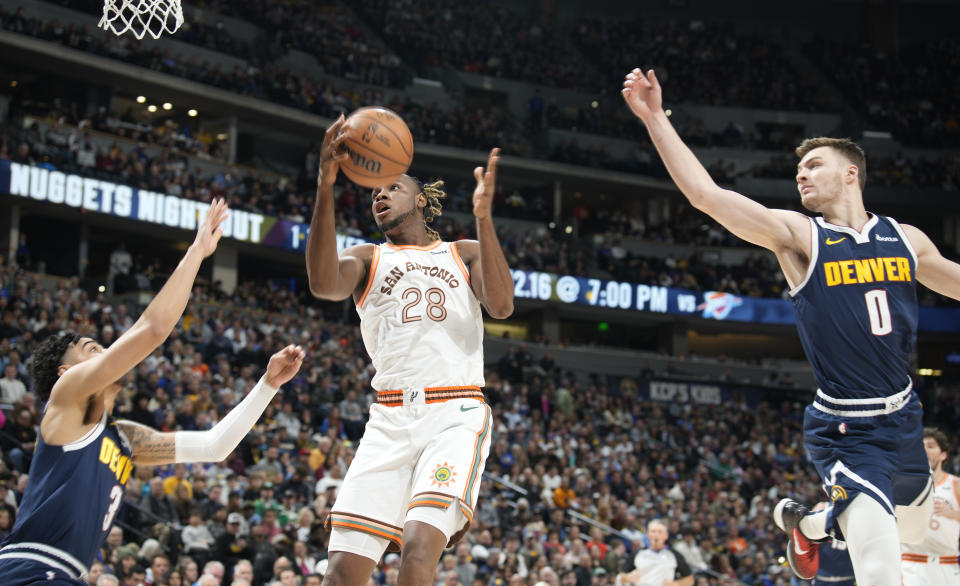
left=264, top=344, right=306, bottom=388
left=473, top=147, right=501, bottom=221
left=318, top=114, right=349, bottom=188
left=621, top=68, right=663, bottom=122
left=193, top=198, right=229, bottom=258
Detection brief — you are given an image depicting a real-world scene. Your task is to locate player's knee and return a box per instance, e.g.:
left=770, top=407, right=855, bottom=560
left=320, top=563, right=345, bottom=586
left=398, top=537, right=438, bottom=569
left=321, top=559, right=362, bottom=586
left=857, top=550, right=900, bottom=586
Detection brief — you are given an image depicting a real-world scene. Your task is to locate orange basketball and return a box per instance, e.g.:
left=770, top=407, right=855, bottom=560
left=339, top=106, right=414, bottom=188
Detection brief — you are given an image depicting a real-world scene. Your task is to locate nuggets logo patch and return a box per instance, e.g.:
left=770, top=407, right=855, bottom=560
left=830, top=485, right=848, bottom=502
left=431, top=462, right=456, bottom=488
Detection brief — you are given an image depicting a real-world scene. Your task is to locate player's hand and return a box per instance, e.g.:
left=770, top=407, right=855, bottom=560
left=264, top=344, right=306, bottom=388
left=318, top=114, right=348, bottom=188
left=621, top=68, right=663, bottom=122
left=193, top=198, right=229, bottom=258
left=473, top=147, right=500, bottom=221
left=932, top=499, right=958, bottom=519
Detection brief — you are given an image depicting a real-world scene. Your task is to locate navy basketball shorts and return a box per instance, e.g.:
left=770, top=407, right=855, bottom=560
left=803, top=391, right=931, bottom=539
left=0, top=558, right=89, bottom=585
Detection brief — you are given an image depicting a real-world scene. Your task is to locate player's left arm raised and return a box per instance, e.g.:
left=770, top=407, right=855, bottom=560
left=455, top=148, right=514, bottom=319
left=901, top=224, right=960, bottom=301
left=117, top=345, right=305, bottom=466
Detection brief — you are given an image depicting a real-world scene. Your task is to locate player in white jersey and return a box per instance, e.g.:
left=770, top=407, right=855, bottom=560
left=305, top=115, right=513, bottom=586
left=901, top=427, right=960, bottom=585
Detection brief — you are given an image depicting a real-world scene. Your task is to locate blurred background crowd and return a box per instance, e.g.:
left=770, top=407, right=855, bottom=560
left=0, top=0, right=959, bottom=584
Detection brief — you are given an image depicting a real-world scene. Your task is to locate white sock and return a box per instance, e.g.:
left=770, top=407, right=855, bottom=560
left=799, top=509, right=828, bottom=540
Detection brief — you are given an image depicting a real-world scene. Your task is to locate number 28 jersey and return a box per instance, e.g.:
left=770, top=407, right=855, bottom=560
left=790, top=214, right=918, bottom=401
left=2, top=412, right=132, bottom=571
left=356, top=241, right=484, bottom=392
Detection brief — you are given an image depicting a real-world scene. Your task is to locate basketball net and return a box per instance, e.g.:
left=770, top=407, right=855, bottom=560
left=99, top=0, right=184, bottom=40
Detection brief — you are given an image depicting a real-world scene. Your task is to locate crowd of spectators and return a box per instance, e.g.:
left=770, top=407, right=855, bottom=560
left=8, top=104, right=960, bottom=309
left=0, top=6, right=395, bottom=121
left=748, top=152, right=960, bottom=191
left=0, top=254, right=958, bottom=585
left=0, top=118, right=309, bottom=227
left=354, top=0, right=599, bottom=90
left=213, top=0, right=409, bottom=88
left=575, top=18, right=834, bottom=113
left=810, top=37, right=960, bottom=147
left=6, top=4, right=960, bottom=188
left=0, top=6, right=527, bottom=159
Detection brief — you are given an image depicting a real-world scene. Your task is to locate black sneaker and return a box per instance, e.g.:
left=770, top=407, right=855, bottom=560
left=773, top=498, right=820, bottom=580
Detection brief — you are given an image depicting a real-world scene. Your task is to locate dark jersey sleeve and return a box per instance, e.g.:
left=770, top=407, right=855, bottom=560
left=672, top=549, right=692, bottom=578
left=622, top=552, right=636, bottom=572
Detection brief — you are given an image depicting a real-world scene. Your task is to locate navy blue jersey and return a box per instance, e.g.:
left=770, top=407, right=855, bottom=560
left=0, top=413, right=133, bottom=579
left=791, top=214, right=917, bottom=401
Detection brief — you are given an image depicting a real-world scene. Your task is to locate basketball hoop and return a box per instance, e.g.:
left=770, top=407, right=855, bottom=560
left=99, top=0, right=184, bottom=40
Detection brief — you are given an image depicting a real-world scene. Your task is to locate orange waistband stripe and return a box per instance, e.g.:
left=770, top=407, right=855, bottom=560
left=902, top=553, right=959, bottom=564
left=376, top=386, right=483, bottom=406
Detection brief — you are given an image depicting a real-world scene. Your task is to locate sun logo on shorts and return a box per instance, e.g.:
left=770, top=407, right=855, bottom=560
left=431, top=462, right=456, bottom=488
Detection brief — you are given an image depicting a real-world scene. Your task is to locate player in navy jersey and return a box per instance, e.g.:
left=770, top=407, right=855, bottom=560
left=0, top=199, right=306, bottom=585
left=622, top=69, right=960, bottom=586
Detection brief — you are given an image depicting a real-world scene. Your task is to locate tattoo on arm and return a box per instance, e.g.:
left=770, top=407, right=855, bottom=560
left=117, top=421, right=176, bottom=465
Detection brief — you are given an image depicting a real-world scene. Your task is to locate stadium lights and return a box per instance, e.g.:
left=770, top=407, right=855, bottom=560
left=216, top=133, right=228, bottom=141
left=162, top=102, right=173, bottom=110
left=591, top=100, right=598, bottom=109
left=187, top=109, right=198, bottom=117
left=564, top=225, right=573, bottom=234
left=10, top=80, right=18, bottom=88
left=136, top=95, right=146, bottom=103
left=147, top=105, right=158, bottom=113
left=917, top=368, right=942, bottom=376
left=98, top=285, right=106, bottom=293
left=665, top=108, right=673, bottom=117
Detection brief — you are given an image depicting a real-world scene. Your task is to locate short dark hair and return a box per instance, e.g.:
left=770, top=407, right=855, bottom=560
left=924, top=427, right=949, bottom=453
left=795, top=137, right=867, bottom=191
left=29, top=331, right=82, bottom=403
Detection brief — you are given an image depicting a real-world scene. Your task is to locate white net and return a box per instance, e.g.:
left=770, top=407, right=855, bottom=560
left=99, top=0, right=184, bottom=40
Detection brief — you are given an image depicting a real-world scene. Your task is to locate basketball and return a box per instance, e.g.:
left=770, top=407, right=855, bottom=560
left=339, top=107, right=414, bottom=188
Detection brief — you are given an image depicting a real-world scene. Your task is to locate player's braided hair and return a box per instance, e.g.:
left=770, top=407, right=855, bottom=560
left=408, top=175, right=446, bottom=242
left=30, top=331, right=81, bottom=404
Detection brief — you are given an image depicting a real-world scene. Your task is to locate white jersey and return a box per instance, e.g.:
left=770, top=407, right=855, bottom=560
left=904, top=472, right=960, bottom=556
left=356, top=241, right=484, bottom=392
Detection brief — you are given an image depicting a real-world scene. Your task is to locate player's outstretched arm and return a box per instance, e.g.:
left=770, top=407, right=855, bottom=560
left=901, top=224, right=960, bottom=301
left=456, top=148, right=514, bottom=318
left=50, top=199, right=229, bottom=407
left=306, top=115, right=370, bottom=300
left=118, top=344, right=305, bottom=466
left=622, top=69, right=806, bottom=254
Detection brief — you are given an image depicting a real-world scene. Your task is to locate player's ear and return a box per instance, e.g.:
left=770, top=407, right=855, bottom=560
left=846, top=164, right=859, bottom=185
left=417, top=192, right=426, bottom=209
